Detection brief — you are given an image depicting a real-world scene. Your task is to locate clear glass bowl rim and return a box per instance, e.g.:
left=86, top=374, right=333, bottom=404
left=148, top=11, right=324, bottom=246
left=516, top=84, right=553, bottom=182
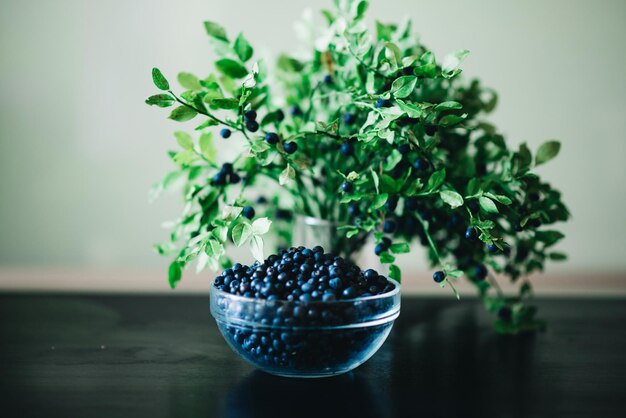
left=210, top=278, right=401, bottom=330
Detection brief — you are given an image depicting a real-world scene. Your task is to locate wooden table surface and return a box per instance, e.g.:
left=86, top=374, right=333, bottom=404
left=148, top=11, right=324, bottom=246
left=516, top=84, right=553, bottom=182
left=0, top=294, right=624, bottom=418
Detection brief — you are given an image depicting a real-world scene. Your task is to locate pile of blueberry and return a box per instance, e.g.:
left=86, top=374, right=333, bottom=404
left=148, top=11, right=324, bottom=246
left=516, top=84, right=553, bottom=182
left=212, top=246, right=397, bottom=373
left=213, top=246, right=395, bottom=303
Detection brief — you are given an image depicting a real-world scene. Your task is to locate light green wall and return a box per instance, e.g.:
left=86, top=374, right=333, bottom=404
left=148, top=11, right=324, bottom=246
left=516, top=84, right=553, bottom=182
left=0, top=0, right=625, bottom=273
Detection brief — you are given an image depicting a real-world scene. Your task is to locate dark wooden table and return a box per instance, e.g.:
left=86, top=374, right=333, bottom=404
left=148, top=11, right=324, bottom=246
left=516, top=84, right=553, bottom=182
left=0, top=294, right=624, bottom=418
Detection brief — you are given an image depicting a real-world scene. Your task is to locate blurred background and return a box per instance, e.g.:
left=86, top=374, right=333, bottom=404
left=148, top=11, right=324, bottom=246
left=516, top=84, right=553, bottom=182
left=0, top=0, right=624, bottom=294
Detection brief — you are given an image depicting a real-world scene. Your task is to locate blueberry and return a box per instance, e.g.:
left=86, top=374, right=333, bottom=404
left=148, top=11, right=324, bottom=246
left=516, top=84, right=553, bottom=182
left=246, top=120, right=259, bottom=132
left=265, top=132, right=279, bottom=144
left=343, top=113, right=356, bottom=125
left=342, top=286, right=357, bottom=298
left=348, top=203, right=360, bottom=216
left=243, top=206, right=255, bottom=219
left=283, top=142, right=298, bottom=154
left=340, top=142, right=354, bottom=156
left=381, top=237, right=392, bottom=249
left=323, top=74, right=333, bottom=85
left=364, top=269, right=378, bottom=281
left=487, top=243, right=498, bottom=253
left=374, top=243, right=386, bottom=256
left=468, top=200, right=480, bottom=214
left=229, top=172, right=241, bottom=184
left=256, top=196, right=268, bottom=204
left=290, top=105, right=302, bottom=117
left=375, top=98, right=390, bottom=108
left=413, top=158, right=430, bottom=172
left=328, top=277, right=343, bottom=290
left=424, top=124, right=437, bottom=136
left=341, top=181, right=353, bottom=193
left=398, top=143, right=410, bottom=155
left=244, top=109, right=257, bottom=121
left=220, top=128, right=231, bottom=139
left=498, top=306, right=512, bottom=322
left=465, top=226, right=477, bottom=240
left=433, top=271, right=445, bottom=283
left=385, top=195, right=398, bottom=212
left=299, top=293, right=312, bottom=303
left=474, top=264, right=488, bottom=280
left=404, top=197, right=418, bottom=211
left=383, top=219, right=396, bottom=233
left=322, top=293, right=336, bottom=302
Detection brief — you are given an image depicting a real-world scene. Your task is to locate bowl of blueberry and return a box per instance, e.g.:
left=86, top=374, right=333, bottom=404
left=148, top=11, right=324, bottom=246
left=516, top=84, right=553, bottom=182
left=211, top=246, right=400, bottom=378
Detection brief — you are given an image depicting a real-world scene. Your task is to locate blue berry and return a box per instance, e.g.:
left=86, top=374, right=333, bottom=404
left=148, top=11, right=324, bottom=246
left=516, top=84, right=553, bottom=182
left=341, top=181, right=353, bottom=193
left=465, top=226, right=477, bottom=240
left=374, top=243, right=386, bottom=256
left=413, top=158, right=430, bottom=172
left=383, top=220, right=396, bottom=233
left=328, top=277, right=343, bottom=290
left=340, top=142, right=354, bottom=156
left=246, top=120, right=259, bottom=132
left=474, top=264, right=488, bottom=280
left=468, top=200, right=480, bottom=214
left=243, top=206, right=255, bottom=219
left=229, top=173, right=241, bottom=184
left=433, top=271, right=445, bottom=283
left=364, top=269, right=377, bottom=281
left=343, top=113, right=356, bottom=125
left=265, top=132, right=279, bottom=144
left=220, top=128, right=231, bottom=138
left=348, top=203, right=360, bottom=216
left=290, top=105, right=302, bottom=117
left=487, top=243, right=498, bottom=253
left=342, top=286, right=357, bottom=299
left=323, top=74, right=333, bottom=84
left=244, top=109, right=257, bottom=121
left=398, top=143, right=410, bottom=155
left=375, top=98, right=390, bottom=108
left=385, top=196, right=398, bottom=212
left=424, top=124, right=437, bottom=136
left=283, top=142, right=298, bottom=154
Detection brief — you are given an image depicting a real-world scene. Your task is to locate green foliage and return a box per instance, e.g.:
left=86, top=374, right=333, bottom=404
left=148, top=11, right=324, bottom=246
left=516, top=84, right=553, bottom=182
left=146, top=0, right=569, bottom=334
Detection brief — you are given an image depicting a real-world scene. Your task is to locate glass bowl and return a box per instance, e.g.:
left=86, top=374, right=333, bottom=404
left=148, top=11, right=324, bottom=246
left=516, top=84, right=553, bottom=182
left=210, top=279, right=400, bottom=378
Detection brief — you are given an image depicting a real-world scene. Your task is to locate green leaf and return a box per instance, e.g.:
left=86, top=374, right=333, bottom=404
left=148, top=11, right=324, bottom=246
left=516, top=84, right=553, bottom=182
left=232, top=223, right=253, bottom=246
left=211, top=98, right=239, bottom=109
left=145, top=94, right=174, bottom=108
left=479, top=196, right=499, bottom=213
left=199, top=132, right=217, bottom=162
left=549, top=252, right=567, bottom=261
left=371, top=169, right=380, bottom=194
left=439, top=190, right=464, bottom=208
left=279, top=164, right=295, bottom=186
left=390, top=76, right=417, bottom=99
left=484, top=192, right=512, bottom=205
left=372, top=193, right=388, bottom=209
left=168, top=106, right=197, bottom=122
left=388, top=264, right=401, bottom=283
left=447, top=269, right=464, bottom=278
left=177, top=72, right=201, bottom=90
left=152, top=68, right=170, bottom=91
left=204, top=21, right=228, bottom=41
left=426, top=169, right=446, bottom=191
left=251, top=217, right=272, bottom=235
left=215, top=59, right=248, bottom=79
left=174, top=131, right=193, bottom=150
left=250, top=235, right=264, bottom=262
left=434, top=101, right=463, bottom=111
left=168, top=261, right=182, bottom=289
left=383, top=149, right=403, bottom=171
left=390, top=242, right=410, bottom=254
left=379, top=251, right=395, bottom=264
left=233, top=33, right=254, bottom=62
left=535, top=141, right=561, bottom=166
left=438, top=114, right=466, bottom=127
left=535, top=230, right=565, bottom=247
left=173, top=150, right=197, bottom=165
left=442, top=49, right=470, bottom=79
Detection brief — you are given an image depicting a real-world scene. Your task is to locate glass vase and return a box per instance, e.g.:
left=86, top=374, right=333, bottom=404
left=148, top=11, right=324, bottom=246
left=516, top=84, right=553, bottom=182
left=292, top=215, right=368, bottom=262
